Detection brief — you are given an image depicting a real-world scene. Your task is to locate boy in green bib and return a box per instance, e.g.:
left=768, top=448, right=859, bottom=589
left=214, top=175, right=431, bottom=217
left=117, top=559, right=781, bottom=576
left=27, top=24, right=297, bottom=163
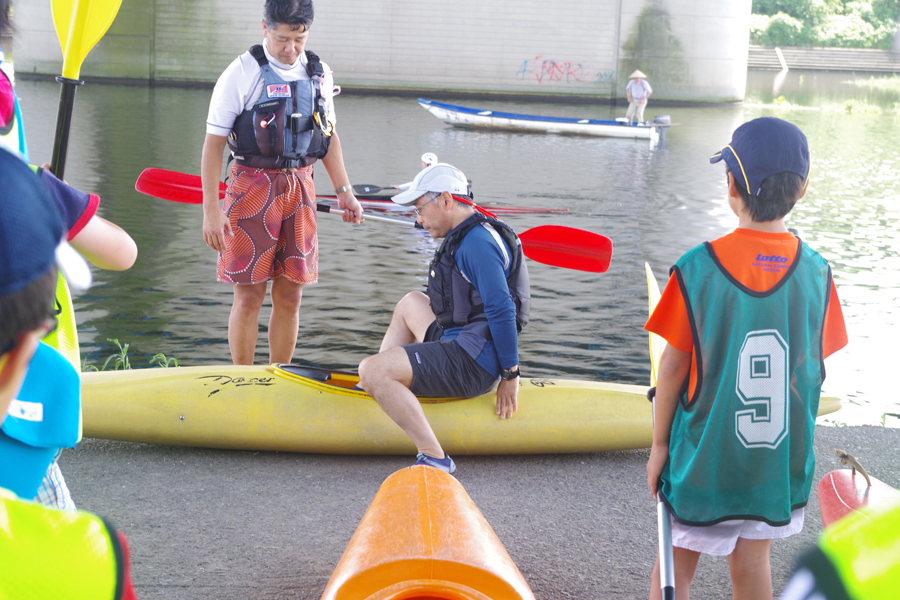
left=645, top=118, right=848, bottom=599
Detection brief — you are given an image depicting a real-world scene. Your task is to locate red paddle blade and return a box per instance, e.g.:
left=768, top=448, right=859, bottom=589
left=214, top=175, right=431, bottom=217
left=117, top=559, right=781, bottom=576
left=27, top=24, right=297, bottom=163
left=518, top=225, right=612, bottom=273
left=135, top=168, right=224, bottom=204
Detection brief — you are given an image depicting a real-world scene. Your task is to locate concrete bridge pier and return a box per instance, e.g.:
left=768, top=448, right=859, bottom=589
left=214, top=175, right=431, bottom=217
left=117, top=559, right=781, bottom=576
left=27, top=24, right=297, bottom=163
left=12, top=0, right=751, bottom=104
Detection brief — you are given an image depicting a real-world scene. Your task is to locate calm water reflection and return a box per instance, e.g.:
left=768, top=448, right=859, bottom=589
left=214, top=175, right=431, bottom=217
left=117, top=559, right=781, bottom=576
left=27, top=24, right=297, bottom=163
left=14, top=70, right=900, bottom=427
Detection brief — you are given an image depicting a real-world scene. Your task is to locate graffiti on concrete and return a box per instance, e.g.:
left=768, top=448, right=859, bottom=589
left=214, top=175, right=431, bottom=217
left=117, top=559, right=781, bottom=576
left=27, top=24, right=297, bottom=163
left=516, top=56, right=615, bottom=85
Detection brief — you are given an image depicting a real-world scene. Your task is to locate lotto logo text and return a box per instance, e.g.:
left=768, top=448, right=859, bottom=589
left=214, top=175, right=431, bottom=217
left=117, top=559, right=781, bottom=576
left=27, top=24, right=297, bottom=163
left=756, top=254, right=788, bottom=263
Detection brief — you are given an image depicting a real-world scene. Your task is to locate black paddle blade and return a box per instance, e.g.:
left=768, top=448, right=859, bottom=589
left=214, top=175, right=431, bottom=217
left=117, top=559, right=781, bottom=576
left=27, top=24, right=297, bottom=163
left=353, top=184, right=388, bottom=195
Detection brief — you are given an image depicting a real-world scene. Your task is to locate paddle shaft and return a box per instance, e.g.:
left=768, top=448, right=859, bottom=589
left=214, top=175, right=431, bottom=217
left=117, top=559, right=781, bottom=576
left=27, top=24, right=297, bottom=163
left=50, top=76, right=84, bottom=179
left=136, top=169, right=566, bottom=215
left=318, top=205, right=421, bottom=228
left=135, top=168, right=611, bottom=272
left=657, top=499, right=675, bottom=600
left=651, top=392, right=676, bottom=599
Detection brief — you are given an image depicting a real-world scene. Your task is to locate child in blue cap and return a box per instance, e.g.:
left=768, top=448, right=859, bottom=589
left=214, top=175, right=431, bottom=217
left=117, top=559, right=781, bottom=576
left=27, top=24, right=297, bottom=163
left=0, top=148, right=138, bottom=598
left=645, top=117, right=848, bottom=599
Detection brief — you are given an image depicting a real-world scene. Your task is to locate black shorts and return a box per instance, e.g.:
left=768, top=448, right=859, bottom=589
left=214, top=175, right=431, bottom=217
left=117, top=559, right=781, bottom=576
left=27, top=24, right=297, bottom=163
left=403, top=322, right=498, bottom=398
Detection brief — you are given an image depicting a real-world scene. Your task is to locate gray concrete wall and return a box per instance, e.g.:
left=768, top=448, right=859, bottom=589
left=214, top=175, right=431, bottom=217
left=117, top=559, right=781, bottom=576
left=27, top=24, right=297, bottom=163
left=13, top=0, right=749, bottom=102
left=618, top=0, right=752, bottom=102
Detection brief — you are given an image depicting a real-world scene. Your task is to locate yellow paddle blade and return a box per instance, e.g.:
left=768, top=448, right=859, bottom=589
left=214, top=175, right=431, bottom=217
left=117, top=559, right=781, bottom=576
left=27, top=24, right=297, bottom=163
left=52, top=0, right=123, bottom=80
left=645, top=263, right=667, bottom=387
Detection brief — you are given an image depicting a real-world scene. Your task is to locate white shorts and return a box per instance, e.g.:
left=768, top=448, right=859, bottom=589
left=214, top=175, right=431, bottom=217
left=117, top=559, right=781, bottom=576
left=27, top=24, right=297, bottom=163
left=670, top=508, right=804, bottom=557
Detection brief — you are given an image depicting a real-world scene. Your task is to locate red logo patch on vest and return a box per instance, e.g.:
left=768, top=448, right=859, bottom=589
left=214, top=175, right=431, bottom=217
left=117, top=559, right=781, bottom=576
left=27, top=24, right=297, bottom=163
left=267, top=84, right=292, bottom=98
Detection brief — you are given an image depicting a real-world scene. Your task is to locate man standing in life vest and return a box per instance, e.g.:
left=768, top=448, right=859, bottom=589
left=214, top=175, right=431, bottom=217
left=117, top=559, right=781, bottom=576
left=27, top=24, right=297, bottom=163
left=358, top=164, right=531, bottom=474
left=201, top=0, right=363, bottom=365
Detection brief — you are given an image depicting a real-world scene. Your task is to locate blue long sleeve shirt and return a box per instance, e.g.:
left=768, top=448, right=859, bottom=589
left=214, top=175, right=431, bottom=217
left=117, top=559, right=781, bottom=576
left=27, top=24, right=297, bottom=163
left=438, top=218, right=519, bottom=376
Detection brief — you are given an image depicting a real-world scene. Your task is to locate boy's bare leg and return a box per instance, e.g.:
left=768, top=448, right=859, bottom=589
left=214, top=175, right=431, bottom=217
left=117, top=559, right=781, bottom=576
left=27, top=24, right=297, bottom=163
left=379, top=291, right=434, bottom=352
left=727, top=538, right=772, bottom=600
left=229, top=282, right=268, bottom=365
left=358, top=347, right=444, bottom=459
left=649, top=547, right=700, bottom=600
left=268, top=278, right=303, bottom=364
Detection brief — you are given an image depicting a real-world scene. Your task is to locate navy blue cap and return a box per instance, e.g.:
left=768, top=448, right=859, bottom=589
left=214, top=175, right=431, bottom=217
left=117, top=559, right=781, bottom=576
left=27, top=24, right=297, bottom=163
left=710, top=117, right=810, bottom=197
left=0, top=148, right=64, bottom=295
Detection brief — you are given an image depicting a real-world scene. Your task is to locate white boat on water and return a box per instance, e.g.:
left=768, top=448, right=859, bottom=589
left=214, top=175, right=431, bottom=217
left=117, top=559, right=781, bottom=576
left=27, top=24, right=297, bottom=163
left=417, top=98, right=670, bottom=144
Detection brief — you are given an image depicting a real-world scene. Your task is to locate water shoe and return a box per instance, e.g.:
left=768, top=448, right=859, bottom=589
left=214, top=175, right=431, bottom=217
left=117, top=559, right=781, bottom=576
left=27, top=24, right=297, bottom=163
left=414, top=452, right=457, bottom=474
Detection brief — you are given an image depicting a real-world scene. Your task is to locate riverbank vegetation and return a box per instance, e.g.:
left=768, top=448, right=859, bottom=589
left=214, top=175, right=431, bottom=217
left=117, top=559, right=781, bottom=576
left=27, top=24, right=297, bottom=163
left=751, top=0, right=900, bottom=48
left=848, top=73, right=900, bottom=89
left=83, top=338, right=179, bottom=371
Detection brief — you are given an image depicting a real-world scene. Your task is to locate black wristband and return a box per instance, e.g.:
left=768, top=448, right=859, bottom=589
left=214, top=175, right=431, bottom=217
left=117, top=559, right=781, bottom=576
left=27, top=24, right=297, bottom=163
left=500, top=368, right=520, bottom=380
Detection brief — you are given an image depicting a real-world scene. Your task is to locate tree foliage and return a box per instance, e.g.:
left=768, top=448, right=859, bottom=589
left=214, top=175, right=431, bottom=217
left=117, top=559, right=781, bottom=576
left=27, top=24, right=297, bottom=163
left=751, top=0, right=900, bottom=47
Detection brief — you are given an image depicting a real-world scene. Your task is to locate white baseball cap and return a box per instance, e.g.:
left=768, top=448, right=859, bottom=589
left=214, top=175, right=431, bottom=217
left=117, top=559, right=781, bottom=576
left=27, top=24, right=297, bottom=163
left=391, top=163, right=470, bottom=206
left=421, top=152, right=438, bottom=166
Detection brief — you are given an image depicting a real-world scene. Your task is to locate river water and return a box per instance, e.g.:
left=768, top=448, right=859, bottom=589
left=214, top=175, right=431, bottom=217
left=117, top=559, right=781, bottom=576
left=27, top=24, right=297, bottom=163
left=13, top=69, right=900, bottom=427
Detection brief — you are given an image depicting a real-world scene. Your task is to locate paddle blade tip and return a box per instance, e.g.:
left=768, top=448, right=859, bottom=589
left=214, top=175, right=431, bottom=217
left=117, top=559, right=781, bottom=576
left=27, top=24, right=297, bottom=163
left=519, top=225, right=612, bottom=273
left=134, top=167, right=222, bottom=204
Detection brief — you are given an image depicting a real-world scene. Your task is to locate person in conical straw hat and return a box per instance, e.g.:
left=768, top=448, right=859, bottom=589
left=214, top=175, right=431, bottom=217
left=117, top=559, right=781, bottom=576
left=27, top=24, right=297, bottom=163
left=625, top=69, right=653, bottom=125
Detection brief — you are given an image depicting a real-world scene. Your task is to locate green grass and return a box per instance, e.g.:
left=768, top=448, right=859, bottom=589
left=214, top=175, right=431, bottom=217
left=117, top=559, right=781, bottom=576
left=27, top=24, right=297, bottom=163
left=744, top=94, right=893, bottom=114
left=843, top=99, right=882, bottom=114
left=844, top=75, right=900, bottom=93
left=82, top=338, right=179, bottom=371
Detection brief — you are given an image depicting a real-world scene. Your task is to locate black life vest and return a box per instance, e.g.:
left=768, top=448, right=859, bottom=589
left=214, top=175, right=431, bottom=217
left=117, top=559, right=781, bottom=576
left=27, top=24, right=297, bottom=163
left=428, top=213, right=531, bottom=333
left=228, top=46, right=332, bottom=169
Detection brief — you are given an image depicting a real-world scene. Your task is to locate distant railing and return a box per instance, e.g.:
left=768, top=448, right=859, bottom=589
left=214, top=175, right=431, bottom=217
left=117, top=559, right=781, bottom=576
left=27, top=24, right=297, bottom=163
left=748, top=45, right=900, bottom=73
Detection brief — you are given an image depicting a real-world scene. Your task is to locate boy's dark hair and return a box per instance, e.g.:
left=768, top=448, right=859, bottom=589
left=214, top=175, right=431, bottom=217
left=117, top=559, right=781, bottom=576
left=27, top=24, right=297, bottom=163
left=726, top=165, right=804, bottom=222
left=264, top=0, right=314, bottom=31
left=0, top=268, right=58, bottom=357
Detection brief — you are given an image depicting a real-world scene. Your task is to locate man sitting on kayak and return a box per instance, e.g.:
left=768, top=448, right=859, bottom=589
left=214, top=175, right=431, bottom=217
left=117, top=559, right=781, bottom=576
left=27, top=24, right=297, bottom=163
left=358, top=163, right=530, bottom=474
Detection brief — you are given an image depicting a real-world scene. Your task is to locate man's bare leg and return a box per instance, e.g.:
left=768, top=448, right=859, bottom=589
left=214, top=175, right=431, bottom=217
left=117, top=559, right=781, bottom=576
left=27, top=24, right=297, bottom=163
left=229, top=282, right=268, bottom=365
left=379, top=291, right=435, bottom=352
left=358, top=347, right=444, bottom=459
left=269, top=277, right=303, bottom=364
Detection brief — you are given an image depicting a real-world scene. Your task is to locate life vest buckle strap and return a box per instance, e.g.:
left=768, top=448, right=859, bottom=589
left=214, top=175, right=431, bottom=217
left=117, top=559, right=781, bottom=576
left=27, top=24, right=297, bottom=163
left=234, top=156, right=309, bottom=169
left=290, top=114, right=314, bottom=133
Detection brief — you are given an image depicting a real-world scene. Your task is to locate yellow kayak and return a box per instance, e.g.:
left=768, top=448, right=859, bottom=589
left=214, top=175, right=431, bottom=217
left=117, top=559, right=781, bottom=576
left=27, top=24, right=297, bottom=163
left=43, top=272, right=81, bottom=370
left=81, top=364, right=652, bottom=454
left=80, top=363, right=841, bottom=455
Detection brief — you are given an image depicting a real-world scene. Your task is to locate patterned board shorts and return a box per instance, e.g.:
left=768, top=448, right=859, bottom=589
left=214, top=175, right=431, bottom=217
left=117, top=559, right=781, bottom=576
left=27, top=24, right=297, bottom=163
left=217, top=164, right=319, bottom=285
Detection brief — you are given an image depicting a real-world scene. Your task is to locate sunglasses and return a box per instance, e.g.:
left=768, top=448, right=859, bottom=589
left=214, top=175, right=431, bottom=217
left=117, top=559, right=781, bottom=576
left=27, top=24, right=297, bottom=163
left=413, top=192, right=441, bottom=216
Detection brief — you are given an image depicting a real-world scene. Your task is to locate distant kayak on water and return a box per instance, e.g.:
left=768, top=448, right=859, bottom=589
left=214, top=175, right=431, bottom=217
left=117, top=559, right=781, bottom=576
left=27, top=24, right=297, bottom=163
left=417, top=98, right=672, bottom=144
